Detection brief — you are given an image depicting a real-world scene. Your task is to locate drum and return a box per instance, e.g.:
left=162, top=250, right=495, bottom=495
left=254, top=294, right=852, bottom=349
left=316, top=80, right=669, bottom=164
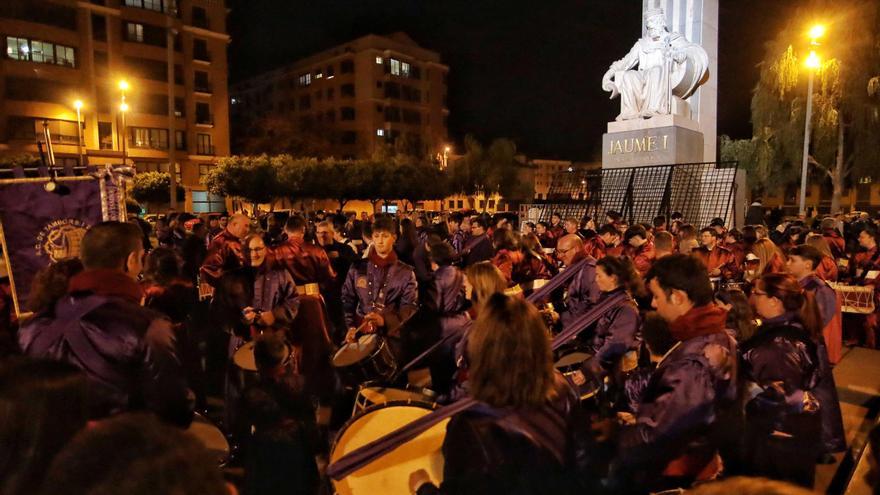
left=829, top=282, right=876, bottom=314
left=554, top=350, right=600, bottom=402
left=186, top=412, right=230, bottom=467
left=353, top=381, right=437, bottom=416
left=233, top=341, right=258, bottom=372
left=332, top=334, right=398, bottom=386
left=329, top=403, right=447, bottom=495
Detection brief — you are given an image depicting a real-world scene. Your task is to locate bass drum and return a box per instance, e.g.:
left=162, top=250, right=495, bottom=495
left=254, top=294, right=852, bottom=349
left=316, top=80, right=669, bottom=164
left=353, top=381, right=437, bottom=416
left=329, top=402, right=448, bottom=495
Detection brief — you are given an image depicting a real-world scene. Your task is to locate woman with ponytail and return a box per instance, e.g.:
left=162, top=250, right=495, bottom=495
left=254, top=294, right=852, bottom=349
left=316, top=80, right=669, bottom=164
left=740, top=272, right=824, bottom=487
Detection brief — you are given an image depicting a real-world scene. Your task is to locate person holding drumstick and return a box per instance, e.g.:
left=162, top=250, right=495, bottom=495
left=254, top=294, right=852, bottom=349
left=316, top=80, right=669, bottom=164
left=341, top=216, right=418, bottom=344
left=409, top=294, right=596, bottom=494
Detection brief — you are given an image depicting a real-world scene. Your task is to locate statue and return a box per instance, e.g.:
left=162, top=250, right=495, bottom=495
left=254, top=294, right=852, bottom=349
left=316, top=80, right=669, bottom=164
left=602, top=8, right=709, bottom=121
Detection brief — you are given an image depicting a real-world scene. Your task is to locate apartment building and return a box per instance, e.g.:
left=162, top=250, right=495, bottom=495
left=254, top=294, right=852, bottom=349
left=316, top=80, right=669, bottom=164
left=230, top=32, right=449, bottom=159
left=0, top=0, right=230, bottom=212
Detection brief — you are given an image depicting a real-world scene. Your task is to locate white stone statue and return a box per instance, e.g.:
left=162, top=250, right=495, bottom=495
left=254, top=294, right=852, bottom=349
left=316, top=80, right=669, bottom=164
left=602, top=8, right=709, bottom=121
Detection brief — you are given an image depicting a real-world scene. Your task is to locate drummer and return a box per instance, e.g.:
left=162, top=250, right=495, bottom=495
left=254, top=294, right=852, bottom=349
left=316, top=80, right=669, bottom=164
left=341, top=216, right=418, bottom=343
left=577, top=256, right=642, bottom=381
left=240, top=332, right=320, bottom=495
left=848, top=225, right=880, bottom=348
left=408, top=294, right=597, bottom=494
left=550, top=235, right=600, bottom=330
left=212, top=233, right=299, bottom=433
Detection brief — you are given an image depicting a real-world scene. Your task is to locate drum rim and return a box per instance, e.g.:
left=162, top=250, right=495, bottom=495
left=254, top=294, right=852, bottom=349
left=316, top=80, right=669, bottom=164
left=329, top=400, right=441, bottom=463
left=332, top=334, right=392, bottom=368
left=358, top=380, right=438, bottom=400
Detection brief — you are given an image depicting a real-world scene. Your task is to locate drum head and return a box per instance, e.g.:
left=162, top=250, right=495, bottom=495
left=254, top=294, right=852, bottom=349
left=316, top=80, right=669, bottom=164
left=330, top=403, right=447, bottom=495
left=333, top=334, right=380, bottom=367
left=555, top=351, right=592, bottom=370
left=186, top=412, right=230, bottom=466
left=233, top=341, right=257, bottom=372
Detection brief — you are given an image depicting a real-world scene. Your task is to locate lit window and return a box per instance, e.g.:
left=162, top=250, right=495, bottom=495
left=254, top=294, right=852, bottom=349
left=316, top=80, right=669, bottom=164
left=230, top=98, right=238, bottom=104
left=390, top=58, right=400, bottom=76
left=298, top=73, right=312, bottom=86
left=375, top=56, right=383, bottom=64
left=401, top=61, right=411, bottom=77
left=315, top=71, right=323, bottom=79
left=55, top=45, right=75, bottom=67
left=6, top=37, right=30, bottom=61
left=30, top=40, right=55, bottom=64
left=126, top=23, right=144, bottom=43
left=376, top=129, right=384, bottom=136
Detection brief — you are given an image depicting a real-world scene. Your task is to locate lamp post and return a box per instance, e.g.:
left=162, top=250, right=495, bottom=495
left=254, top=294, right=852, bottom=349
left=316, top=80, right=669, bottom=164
left=441, top=145, right=451, bottom=170
left=118, top=80, right=129, bottom=166
left=798, top=25, right=824, bottom=217
left=73, top=99, right=84, bottom=166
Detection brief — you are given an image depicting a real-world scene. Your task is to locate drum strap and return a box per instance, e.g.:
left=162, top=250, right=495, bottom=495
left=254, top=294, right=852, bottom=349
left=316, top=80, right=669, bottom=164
left=526, top=257, right=589, bottom=304
left=327, top=397, right=480, bottom=481
left=552, top=290, right=628, bottom=351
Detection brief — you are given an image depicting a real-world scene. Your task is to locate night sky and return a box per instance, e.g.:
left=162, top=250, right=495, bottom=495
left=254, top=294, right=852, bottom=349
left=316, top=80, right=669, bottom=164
left=227, top=0, right=799, bottom=161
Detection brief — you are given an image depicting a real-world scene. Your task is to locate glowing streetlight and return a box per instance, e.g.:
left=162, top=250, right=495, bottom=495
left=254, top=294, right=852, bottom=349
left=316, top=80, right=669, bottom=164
left=119, top=102, right=129, bottom=112
left=118, top=79, right=130, bottom=91
left=73, top=99, right=84, bottom=165
left=798, top=29, right=825, bottom=216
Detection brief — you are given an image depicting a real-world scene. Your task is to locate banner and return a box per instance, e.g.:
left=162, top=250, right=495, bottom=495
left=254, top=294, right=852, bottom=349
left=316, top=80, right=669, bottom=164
left=0, top=167, right=129, bottom=317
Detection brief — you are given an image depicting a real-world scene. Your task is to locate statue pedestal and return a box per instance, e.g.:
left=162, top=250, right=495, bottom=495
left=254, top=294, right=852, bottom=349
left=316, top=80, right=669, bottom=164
left=602, top=115, right=704, bottom=169
left=600, top=115, right=707, bottom=225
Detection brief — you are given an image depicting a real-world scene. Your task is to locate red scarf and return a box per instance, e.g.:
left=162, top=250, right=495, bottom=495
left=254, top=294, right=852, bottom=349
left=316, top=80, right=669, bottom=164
left=369, top=248, right=398, bottom=268
left=68, top=268, right=145, bottom=304
left=668, top=304, right=727, bottom=341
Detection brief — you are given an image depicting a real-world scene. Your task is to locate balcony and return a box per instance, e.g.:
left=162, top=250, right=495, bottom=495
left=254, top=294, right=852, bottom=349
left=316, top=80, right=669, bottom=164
left=195, top=114, right=214, bottom=126
left=194, top=82, right=213, bottom=94
left=193, top=49, right=211, bottom=63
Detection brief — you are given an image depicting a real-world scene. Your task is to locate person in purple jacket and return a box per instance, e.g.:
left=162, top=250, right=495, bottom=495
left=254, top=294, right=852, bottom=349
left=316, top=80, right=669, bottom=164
left=580, top=256, right=642, bottom=380
left=787, top=245, right=847, bottom=462
left=742, top=272, right=826, bottom=487
left=342, top=216, right=418, bottom=343
left=553, top=234, right=600, bottom=330
left=425, top=241, right=472, bottom=394
left=611, top=254, right=737, bottom=493
left=19, top=222, right=192, bottom=427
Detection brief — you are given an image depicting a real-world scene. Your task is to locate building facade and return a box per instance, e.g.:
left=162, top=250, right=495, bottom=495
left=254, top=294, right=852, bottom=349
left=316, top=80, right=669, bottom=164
left=230, top=32, right=449, bottom=159
left=0, top=0, right=230, bottom=212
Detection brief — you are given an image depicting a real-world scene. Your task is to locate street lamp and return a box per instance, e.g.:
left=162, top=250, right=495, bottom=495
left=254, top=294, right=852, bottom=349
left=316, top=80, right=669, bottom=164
left=798, top=24, right=824, bottom=216
left=119, top=101, right=129, bottom=166
left=441, top=145, right=451, bottom=170
left=73, top=99, right=84, bottom=166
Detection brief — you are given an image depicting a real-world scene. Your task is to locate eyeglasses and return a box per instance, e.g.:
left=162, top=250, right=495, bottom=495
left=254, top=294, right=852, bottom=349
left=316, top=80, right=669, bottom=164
left=556, top=246, right=575, bottom=255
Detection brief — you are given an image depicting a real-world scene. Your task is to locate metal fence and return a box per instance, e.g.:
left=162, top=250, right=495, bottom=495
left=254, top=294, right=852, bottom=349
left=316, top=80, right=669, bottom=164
left=530, top=161, right=738, bottom=228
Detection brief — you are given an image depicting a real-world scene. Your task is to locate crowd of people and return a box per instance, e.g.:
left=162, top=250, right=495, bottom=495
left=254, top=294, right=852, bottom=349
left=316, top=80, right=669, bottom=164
left=2, top=203, right=880, bottom=494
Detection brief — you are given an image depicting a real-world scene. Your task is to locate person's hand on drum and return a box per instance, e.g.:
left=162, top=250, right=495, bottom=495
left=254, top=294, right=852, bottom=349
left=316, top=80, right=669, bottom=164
left=345, top=327, right=359, bottom=344
left=242, top=307, right=257, bottom=324
left=709, top=268, right=721, bottom=277
left=363, top=311, right=384, bottom=330
left=258, top=310, right=275, bottom=327
left=408, top=469, right=433, bottom=494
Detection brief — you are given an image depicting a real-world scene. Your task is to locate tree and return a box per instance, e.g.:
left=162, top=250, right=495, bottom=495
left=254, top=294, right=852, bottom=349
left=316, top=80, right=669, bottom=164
left=130, top=171, right=184, bottom=210
left=449, top=135, right=532, bottom=208
left=204, top=155, right=282, bottom=212
left=745, top=0, right=880, bottom=211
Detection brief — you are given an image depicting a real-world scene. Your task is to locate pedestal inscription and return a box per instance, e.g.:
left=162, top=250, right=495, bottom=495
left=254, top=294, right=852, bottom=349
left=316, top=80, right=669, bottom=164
left=602, top=125, right=704, bottom=168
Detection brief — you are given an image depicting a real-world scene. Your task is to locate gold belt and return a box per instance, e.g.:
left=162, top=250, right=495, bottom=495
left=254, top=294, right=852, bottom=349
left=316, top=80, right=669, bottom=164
left=297, top=283, right=320, bottom=296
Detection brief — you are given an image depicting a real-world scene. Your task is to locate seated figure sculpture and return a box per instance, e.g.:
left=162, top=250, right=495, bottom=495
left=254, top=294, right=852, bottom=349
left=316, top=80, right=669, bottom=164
left=602, top=8, right=709, bottom=121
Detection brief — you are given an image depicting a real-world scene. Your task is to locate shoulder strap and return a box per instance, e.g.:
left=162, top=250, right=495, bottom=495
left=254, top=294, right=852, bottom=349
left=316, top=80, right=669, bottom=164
left=55, top=295, right=132, bottom=385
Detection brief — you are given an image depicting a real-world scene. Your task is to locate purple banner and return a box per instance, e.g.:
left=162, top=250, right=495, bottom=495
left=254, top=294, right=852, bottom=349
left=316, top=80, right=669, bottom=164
left=0, top=177, right=105, bottom=316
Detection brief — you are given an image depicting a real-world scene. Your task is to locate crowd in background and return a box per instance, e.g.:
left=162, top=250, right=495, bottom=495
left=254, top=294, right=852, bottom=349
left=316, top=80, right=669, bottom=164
left=2, top=199, right=880, bottom=494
